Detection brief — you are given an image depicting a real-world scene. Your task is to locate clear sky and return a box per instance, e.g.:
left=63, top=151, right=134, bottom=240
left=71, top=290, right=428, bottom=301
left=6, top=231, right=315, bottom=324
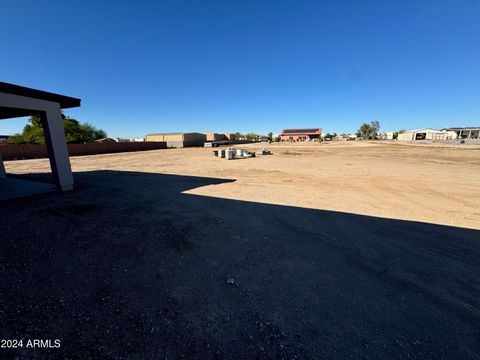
left=1, top=0, right=479, bottom=138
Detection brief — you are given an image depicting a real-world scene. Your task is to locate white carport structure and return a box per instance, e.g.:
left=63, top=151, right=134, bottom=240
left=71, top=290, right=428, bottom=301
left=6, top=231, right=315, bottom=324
left=444, top=127, right=480, bottom=140
left=0, top=82, right=80, bottom=199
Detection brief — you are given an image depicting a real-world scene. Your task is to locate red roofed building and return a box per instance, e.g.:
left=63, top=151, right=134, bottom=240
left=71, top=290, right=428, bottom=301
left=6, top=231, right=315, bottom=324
left=279, top=128, right=322, bottom=141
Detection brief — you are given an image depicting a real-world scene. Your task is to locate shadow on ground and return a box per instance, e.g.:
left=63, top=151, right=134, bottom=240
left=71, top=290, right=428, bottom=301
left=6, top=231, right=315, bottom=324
left=0, top=170, right=479, bottom=359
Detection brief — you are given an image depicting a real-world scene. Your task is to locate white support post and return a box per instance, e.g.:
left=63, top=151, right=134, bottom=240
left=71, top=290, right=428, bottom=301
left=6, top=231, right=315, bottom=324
left=0, top=91, right=75, bottom=192
left=41, top=104, right=74, bottom=191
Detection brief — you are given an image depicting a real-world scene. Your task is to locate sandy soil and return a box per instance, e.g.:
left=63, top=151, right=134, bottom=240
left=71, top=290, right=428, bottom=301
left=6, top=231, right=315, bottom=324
left=6, top=141, right=480, bottom=229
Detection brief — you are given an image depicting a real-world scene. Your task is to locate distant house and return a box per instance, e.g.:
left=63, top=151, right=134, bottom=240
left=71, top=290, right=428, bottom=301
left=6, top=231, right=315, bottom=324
left=93, top=137, right=117, bottom=143
left=113, top=137, right=144, bottom=143
left=0, top=135, right=9, bottom=144
left=280, top=128, right=322, bottom=141
left=397, top=129, right=457, bottom=141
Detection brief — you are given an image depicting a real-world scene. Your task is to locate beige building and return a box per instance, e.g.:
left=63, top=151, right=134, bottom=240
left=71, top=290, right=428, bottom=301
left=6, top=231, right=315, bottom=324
left=206, top=133, right=227, bottom=141
left=145, top=132, right=206, bottom=148
left=385, top=131, right=395, bottom=140
left=397, top=128, right=458, bottom=141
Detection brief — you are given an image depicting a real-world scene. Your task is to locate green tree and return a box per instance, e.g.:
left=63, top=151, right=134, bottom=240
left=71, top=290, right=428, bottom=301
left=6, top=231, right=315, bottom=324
left=245, top=133, right=258, bottom=140
left=5, top=135, right=24, bottom=144
left=267, top=132, right=273, bottom=142
left=7, top=114, right=107, bottom=144
left=324, top=132, right=337, bottom=140
left=234, top=132, right=244, bottom=140
left=357, top=120, right=380, bottom=140
left=370, top=120, right=380, bottom=137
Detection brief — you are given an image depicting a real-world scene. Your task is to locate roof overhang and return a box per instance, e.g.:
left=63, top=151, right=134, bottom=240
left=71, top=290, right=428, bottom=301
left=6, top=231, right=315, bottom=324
left=0, top=82, right=81, bottom=120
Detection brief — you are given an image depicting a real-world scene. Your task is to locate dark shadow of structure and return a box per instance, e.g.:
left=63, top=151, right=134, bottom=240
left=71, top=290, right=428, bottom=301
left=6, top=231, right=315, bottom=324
left=0, top=177, right=57, bottom=200
left=0, top=170, right=479, bottom=359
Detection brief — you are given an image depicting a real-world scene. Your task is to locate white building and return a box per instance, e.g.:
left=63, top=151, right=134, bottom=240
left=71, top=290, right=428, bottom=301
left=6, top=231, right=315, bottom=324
left=442, top=127, right=480, bottom=140
left=397, top=128, right=458, bottom=141
left=385, top=131, right=395, bottom=140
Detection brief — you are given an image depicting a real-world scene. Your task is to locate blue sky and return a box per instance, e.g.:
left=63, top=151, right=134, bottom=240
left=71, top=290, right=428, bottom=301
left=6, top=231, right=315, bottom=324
left=1, top=0, right=479, bottom=137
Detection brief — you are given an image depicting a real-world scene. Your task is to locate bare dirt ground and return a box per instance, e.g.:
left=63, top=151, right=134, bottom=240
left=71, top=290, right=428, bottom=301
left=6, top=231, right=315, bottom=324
left=1, top=142, right=480, bottom=359
left=5, top=141, right=480, bottom=229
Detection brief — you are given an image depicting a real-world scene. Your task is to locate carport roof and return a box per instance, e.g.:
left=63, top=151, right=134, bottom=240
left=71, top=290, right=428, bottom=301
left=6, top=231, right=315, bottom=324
left=0, top=81, right=81, bottom=120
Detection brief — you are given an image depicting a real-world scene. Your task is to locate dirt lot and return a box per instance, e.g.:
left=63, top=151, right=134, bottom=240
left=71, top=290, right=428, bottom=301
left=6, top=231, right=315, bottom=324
left=5, top=141, right=480, bottom=229
left=1, top=142, right=480, bottom=359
